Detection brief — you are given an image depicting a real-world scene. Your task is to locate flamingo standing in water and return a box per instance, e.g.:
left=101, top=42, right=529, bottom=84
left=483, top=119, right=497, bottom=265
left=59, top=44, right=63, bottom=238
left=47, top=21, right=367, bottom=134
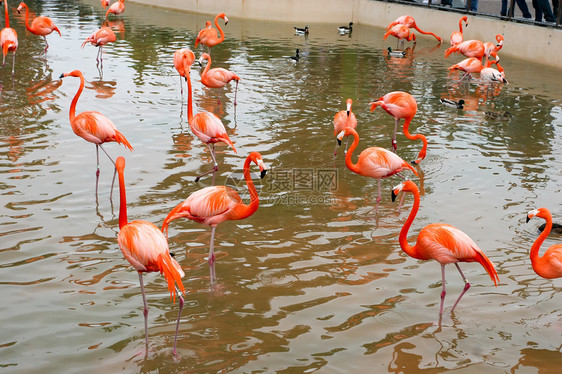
left=173, top=48, right=195, bottom=96
left=386, top=15, right=441, bottom=43
left=369, top=91, right=427, bottom=165
left=195, top=13, right=228, bottom=51
left=81, top=26, right=116, bottom=66
left=162, top=152, right=267, bottom=282
left=384, top=24, right=416, bottom=48
left=526, top=208, right=562, bottom=279
left=59, top=70, right=133, bottom=198
left=480, top=59, right=508, bottom=84
left=115, top=156, right=186, bottom=356
left=16, top=2, right=60, bottom=53
left=0, top=0, right=18, bottom=75
left=198, top=52, right=240, bottom=106
left=105, top=0, right=125, bottom=19
left=337, top=127, right=418, bottom=208
left=184, top=65, right=236, bottom=183
left=333, top=98, right=357, bottom=156
left=450, top=16, right=468, bottom=46
left=392, top=180, right=499, bottom=316
left=447, top=57, right=489, bottom=82
left=445, top=35, right=502, bottom=62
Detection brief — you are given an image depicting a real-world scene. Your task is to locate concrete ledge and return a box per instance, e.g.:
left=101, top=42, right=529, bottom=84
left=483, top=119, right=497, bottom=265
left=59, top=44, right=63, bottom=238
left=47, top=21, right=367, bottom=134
left=129, top=0, right=562, bottom=69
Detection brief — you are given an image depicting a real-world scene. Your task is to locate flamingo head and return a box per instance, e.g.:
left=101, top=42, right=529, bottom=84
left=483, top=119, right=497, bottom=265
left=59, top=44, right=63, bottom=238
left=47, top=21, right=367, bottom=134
left=336, top=127, right=357, bottom=145
left=527, top=207, right=550, bottom=223
left=249, top=151, right=268, bottom=178
left=218, top=13, right=229, bottom=25
left=346, top=98, right=353, bottom=116
left=59, top=70, right=83, bottom=79
left=116, top=156, right=126, bottom=172
left=391, top=180, right=418, bottom=202
left=16, top=3, right=27, bottom=13
left=198, top=52, right=210, bottom=66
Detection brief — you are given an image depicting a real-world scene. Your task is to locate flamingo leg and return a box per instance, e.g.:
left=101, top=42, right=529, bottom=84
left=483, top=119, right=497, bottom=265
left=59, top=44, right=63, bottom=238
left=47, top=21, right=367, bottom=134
left=234, top=80, right=238, bottom=106
left=95, top=145, right=101, bottom=196
left=11, top=51, right=15, bottom=76
left=194, top=144, right=219, bottom=183
left=439, top=264, right=447, bottom=316
left=173, top=289, right=184, bottom=356
left=99, top=144, right=117, bottom=200
left=392, top=117, right=400, bottom=152
left=333, top=139, right=339, bottom=156
left=208, top=226, right=217, bottom=283
left=138, top=272, right=149, bottom=356
left=344, top=137, right=350, bottom=155
left=450, top=263, right=471, bottom=314
left=44, top=36, right=49, bottom=53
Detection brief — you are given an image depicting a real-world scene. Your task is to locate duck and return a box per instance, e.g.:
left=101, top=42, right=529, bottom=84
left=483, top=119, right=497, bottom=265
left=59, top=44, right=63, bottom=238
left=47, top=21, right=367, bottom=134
left=294, top=25, right=309, bottom=35
left=484, top=110, right=512, bottom=121
left=440, top=98, right=465, bottom=109
left=289, top=49, right=300, bottom=62
left=387, top=47, right=406, bottom=57
left=539, top=222, right=562, bottom=235
left=338, top=22, right=353, bottom=34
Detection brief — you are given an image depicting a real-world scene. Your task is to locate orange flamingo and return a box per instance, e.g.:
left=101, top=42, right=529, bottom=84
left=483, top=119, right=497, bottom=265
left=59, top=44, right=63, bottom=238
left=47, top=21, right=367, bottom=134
left=369, top=91, right=427, bottom=165
left=447, top=57, right=490, bottom=82
left=392, top=180, right=499, bottom=316
left=480, top=60, right=508, bottom=84
left=173, top=48, right=195, bottom=96
left=0, top=0, right=18, bottom=75
left=199, top=52, right=240, bottom=106
left=333, top=98, right=357, bottom=156
left=337, top=127, right=418, bottom=207
left=445, top=35, right=502, bottom=61
left=384, top=24, right=416, bottom=47
left=195, top=13, right=228, bottom=50
left=483, top=34, right=504, bottom=61
left=16, top=2, right=60, bottom=53
left=81, top=26, right=116, bottom=66
left=450, top=16, right=468, bottom=46
left=184, top=65, right=236, bottom=183
left=59, top=70, right=133, bottom=197
left=526, top=208, right=562, bottom=279
left=105, top=0, right=124, bottom=19
left=115, top=156, right=185, bottom=356
left=101, top=0, right=109, bottom=9
left=386, top=15, right=441, bottom=43
left=162, top=152, right=267, bottom=282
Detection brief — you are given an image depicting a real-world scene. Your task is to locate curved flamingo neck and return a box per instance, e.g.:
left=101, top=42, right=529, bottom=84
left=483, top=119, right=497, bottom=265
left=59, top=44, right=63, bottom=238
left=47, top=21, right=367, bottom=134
left=237, top=156, right=260, bottom=218
left=214, top=14, right=225, bottom=43
left=186, top=70, right=193, bottom=122
left=21, top=3, right=32, bottom=32
left=69, top=72, right=85, bottom=123
left=403, top=118, right=427, bottom=160
left=201, top=55, right=211, bottom=78
left=344, top=129, right=361, bottom=174
left=531, top=212, right=552, bottom=266
left=399, top=187, right=423, bottom=259
left=4, top=0, right=9, bottom=28
left=117, top=167, right=128, bottom=229
left=459, top=19, right=464, bottom=33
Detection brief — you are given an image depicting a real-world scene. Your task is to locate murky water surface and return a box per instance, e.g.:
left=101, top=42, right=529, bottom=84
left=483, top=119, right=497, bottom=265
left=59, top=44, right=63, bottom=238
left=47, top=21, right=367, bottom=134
left=1, top=0, right=561, bottom=372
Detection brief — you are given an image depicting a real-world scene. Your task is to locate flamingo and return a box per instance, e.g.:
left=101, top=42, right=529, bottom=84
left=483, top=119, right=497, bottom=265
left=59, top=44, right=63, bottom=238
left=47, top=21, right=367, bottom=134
left=105, top=0, right=125, bottom=19
left=386, top=15, right=441, bottom=43
left=384, top=24, right=416, bottom=48
left=184, top=64, right=236, bottom=183
left=162, top=152, right=267, bottom=282
left=483, top=34, right=504, bottom=61
left=173, top=48, right=195, bottom=96
left=16, top=2, right=60, bottom=53
left=0, top=0, right=18, bottom=75
left=526, top=208, right=562, bottom=279
left=447, top=57, right=488, bottom=82
left=333, top=98, right=357, bottom=156
left=115, top=156, right=186, bottom=356
left=480, top=60, right=508, bottom=84
left=81, top=26, right=116, bottom=66
left=337, top=127, right=418, bottom=208
left=198, top=52, right=240, bottom=106
left=445, top=35, right=502, bottom=61
left=195, top=13, right=228, bottom=50
left=450, top=16, right=468, bottom=46
left=101, top=0, right=109, bottom=9
left=392, top=180, right=499, bottom=316
left=59, top=70, right=133, bottom=198
left=369, top=91, right=427, bottom=165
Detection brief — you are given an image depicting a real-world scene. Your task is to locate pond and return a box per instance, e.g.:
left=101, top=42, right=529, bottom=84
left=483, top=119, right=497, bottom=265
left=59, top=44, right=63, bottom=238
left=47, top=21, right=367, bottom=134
left=1, top=0, right=561, bottom=372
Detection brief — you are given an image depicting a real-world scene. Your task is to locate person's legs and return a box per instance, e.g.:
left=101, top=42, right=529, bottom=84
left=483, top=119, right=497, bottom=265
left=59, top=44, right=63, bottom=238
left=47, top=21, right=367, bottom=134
left=516, top=0, right=533, bottom=17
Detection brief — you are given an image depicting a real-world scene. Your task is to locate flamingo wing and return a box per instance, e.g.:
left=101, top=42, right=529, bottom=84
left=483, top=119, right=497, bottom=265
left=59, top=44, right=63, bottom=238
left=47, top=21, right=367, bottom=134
left=31, top=17, right=60, bottom=36
left=417, top=223, right=483, bottom=264
left=0, top=28, right=18, bottom=51
left=72, top=111, right=120, bottom=144
left=539, top=246, right=562, bottom=278
left=202, top=68, right=239, bottom=88
left=356, top=147, right=413, bottom=178
left=333, top=111, right=357, bottom=135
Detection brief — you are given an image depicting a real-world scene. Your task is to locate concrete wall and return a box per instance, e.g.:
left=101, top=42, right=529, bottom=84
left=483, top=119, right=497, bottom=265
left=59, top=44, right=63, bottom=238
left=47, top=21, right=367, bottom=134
left=129, top=0, right=562, bottom=69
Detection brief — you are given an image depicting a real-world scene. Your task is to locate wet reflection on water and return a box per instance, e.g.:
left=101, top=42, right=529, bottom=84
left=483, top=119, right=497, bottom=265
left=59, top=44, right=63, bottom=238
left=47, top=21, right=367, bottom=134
left=1, top=0, right=561, bottom=372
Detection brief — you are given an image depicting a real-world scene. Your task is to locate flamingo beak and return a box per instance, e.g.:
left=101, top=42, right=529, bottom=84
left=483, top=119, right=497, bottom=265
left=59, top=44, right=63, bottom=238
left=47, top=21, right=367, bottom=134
left=526, top=216, right=531, bottom=223
left=391, top=190, right=398, bottom=203
left=257, top=159, right=267, bottom=179
left=336, top=130, right=346, bottom=143
left=59, top=73, right=64, bottom=79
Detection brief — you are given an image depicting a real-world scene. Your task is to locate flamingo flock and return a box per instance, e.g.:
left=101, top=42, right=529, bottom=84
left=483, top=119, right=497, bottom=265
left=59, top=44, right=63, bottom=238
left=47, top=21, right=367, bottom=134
left=3, top=1, right=560, bottom=359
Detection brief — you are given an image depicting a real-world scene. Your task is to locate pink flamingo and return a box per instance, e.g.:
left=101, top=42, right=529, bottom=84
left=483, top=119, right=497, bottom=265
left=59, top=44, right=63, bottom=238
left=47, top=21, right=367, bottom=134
left=162, top=152, right=267, bottom=282
left=195, top=13, right=228, bottom=50
left=16, top=2, right=61, bottom=53
left=115, top=156, right=185, bottom=356
left=59, top=70, right=133, bottom=197
left=392, top=180, right=499, bottom=316
left=333, top=98, right=357, bottom=155
left=173, top=48, right=195, bottom=96
left=386, top=15, right=441, bottom=43
left=199, top=52, right=240, bottom=106
left=445, top=35, right=502, bottom=61
left=337, top=127, right=418, bottom=208
left=369, top=91, right=427, bottom=165
left=447, top=57, right=488, bottom=82
left=81, top=26, right=116, bottom=66
left=384, top=24, right=416, bottom=48
left=450, top=16, right=468, bottom=46
left=526, top=208, right=562, bottom=279
left=480, top=59, right=508, bottom=84
left=105, top=0, right=124, bottom=19
left=0, top=0, right=18, bottom=75
left=101, top=0, right=109, bottom=9
left=184, top=64, right=236, bottom=183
